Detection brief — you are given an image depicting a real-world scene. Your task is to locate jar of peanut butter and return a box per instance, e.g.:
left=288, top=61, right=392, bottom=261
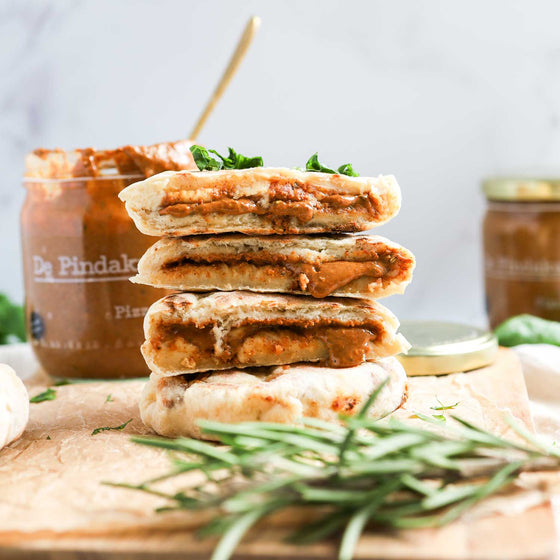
left=21, top=142, right=195, bottom=379
left=482, top=176, right=560, bottom=328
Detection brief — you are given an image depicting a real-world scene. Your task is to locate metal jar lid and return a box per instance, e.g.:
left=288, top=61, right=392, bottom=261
left=397, top=321, right=498, bottom=376
left=482, top=176, right=560, bottom=201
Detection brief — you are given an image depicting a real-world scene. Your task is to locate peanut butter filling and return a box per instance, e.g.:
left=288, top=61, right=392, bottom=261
left=287, top=262, right=386, bottom=298
left=162, top=256, right=399, bottom=297
left=154, top=325, right=215, bottom=355
left=315, top=327, right=376, bottom=367
left=156, top=322, right=379, bottom=368
left=158, top=184, right=377, bottom=224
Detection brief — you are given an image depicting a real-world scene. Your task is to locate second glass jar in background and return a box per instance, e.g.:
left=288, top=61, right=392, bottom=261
left=482, top=176, right=560, bottom=328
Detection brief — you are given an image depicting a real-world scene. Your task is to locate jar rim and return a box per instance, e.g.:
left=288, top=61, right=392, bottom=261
left=486, top=200, right=560, bottom=210
left=482, top=176, right=560, bottom=201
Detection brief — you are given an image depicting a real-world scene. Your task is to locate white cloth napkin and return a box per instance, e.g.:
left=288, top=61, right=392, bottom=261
left=512, top=344, right=560, bottom=444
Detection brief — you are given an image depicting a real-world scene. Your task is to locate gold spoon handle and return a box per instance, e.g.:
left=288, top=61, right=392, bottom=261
left=189, top=16, right=261, bottom=140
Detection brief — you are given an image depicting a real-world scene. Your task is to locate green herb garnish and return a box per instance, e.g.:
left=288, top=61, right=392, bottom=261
left=305, top=153, right=359, bottom=177
left=106, top=394, right=114, bottom=403
left=412, top=410, right=446, bottom=424
left=110, top=392, right=560, bottom=560
left=29, top=388, right=56, bottom=403
left=46, top=435, right=51, bottom=440
left=430, top=398, right=460, bottom=411
left=495, top=314, right=560, bottom=346
left=53, top=379, right=72, bottom=386
left=190, top=145, right=222, bottom=171
left=92, top=419, right=132, bottom=436
left=190, top=145, right=263, bottom=171
left=0, top=293, right=26, bottom=344
left=336, top=163, right=359, bottom=177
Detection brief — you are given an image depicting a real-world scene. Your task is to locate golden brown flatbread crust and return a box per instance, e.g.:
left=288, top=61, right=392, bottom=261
left=142, top=291, right=410, bottom=375
left=140, top=359, right=407, bottom=440
left=119, top=168, right=401, bottom=235
left=133, top=234, right=415, bottom=299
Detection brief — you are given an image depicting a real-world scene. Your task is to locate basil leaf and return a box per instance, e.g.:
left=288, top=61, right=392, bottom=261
left=190, top=145, right=223, bottom=171
left=210, top=147, right=263, bottom=170
left=190, top=145, right=263, bottom=171
left=305, top=153, right=359, bottom=177
left=337, top=163, right=359, bottom=177
left=305, top=153, right=336, bottom=174
left=495, top=314, right=560, bottom=346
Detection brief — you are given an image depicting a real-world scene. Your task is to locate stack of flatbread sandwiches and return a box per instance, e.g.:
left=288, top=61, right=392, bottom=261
left=119, top=156, right=415, bottom=440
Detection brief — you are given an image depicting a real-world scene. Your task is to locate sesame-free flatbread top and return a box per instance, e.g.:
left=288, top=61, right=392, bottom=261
left=133, top=234, right=415, bottom=299
left=119, top=168, right=401, bottom=236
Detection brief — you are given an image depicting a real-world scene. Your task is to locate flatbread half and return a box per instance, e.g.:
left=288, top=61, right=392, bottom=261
left=142, top=291, right=410, bottom=375
left=140, top=358, right=407, bottom=440
left=133, top=234, right=415, bottom=299
left=119, top=168, right=401, bottom=235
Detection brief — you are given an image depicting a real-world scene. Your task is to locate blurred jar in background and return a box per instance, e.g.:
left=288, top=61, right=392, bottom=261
left=482, top=177, right=560, bottom=328
left=21, top=142, right=195, bottom=379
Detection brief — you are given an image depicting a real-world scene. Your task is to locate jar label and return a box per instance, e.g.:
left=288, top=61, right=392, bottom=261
left=21, top=234, right=162, bottom=378
left=31, top=254, right=139, bottom=283
left=484, top=255, right=560, bottom=280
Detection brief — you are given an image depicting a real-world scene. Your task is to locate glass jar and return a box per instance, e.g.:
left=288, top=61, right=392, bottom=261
left=21, top=150, right=166, bottom=379
left=482, top=177, right=560, bottom=329
left=397, top=321, right=497, bottom=375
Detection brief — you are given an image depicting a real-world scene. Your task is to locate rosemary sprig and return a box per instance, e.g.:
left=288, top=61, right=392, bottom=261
left=108, top=397, right=560, bottom=560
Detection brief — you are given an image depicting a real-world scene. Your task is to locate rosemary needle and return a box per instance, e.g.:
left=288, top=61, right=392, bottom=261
left=109, top=393, right=560, bottom=560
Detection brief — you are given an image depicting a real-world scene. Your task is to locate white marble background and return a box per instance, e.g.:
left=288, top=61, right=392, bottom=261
left=2, top=0, right=560, bottom=327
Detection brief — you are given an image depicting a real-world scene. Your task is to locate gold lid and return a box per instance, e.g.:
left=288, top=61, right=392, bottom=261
left=397, top=321, right=498, bottom=376
left=482, top=176, right=560, bottom=201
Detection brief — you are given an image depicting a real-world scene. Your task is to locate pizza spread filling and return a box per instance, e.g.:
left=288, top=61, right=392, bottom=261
left=154, top=322, right=379, bottom=369
left=286, top=261, right=386, bottom=298
left=158, top=182, right=377, bottom=224
left=160, top=255, right=406, bottom=297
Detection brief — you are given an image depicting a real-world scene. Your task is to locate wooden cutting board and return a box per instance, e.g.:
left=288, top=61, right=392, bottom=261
left=0, top=348, right=557, bottom=560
